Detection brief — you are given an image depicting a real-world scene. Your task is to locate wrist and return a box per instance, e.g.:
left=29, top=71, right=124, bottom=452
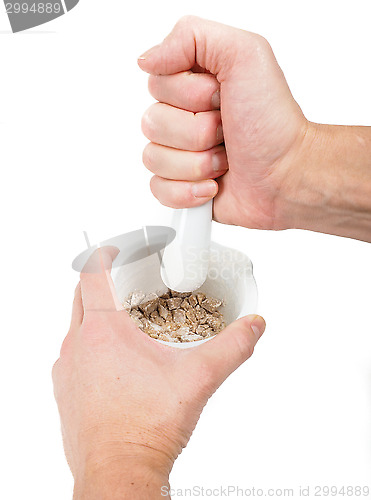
left=74, top=451, right=170, bottom=500
left=277, top=121, right=371, bottom=241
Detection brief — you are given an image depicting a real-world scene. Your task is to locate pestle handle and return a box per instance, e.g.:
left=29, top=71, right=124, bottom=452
left=160, top=200, right=212, bottom=293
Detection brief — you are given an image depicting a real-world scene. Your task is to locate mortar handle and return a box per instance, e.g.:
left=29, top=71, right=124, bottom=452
left=161, top=199, right=213, bottom=293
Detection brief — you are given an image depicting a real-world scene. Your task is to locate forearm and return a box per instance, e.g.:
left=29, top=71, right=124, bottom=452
left=281, top=122, right=371, bottom=242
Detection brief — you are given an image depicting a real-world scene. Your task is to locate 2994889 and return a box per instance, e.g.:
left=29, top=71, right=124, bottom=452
left=5, top=3, right=62, bottom=14
left=313, top=485, right=370, bottom=496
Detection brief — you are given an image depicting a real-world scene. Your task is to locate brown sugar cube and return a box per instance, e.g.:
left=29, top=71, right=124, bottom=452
left=190, top=323, right=199, bottom=333
left=159, top=292, right=171, bottom=299
left=196, top=292, right=206, bottom=305
left=173, top=309, right=186, bottom=324
left=199, top=314, right=209, bottom=325
left=158, top=298, right=168, bottom=308
left=180, top=299, right=191, bottom=310
left=195, top=305, right=206, bottom=320
left=195, top=324, right=208, bottom=335
left=188, top=295, right=198, bottom=307
left=165, top=320, right=178, bottom=332
left=158, top=332, right=176, bottom=342
left=149, top=333, right=159, bottom=339
left=158, top=303, right=170, bottom=321
left=167, top=297, right=183, bottom=310
left=143, top=322, right=160, bottom=335
left=201, top=327, right=214, bottom=337
left=202, top=297, right=223, bottom=313
left=150, top=311, right=166, bottom=327
left=144, top=292, right=158, bottom=302
left=130, top=309, right=144, bottom=323
left=176, top=326, right=190, bottom=336
left=130, top=290, right=146, bottom=307
left=139, top=299, right=158, bottom=316
left=168, top=329, right=181, bottom=338
left=141, top=317, right=152, bottom=328
left=185, top=309, right=197, bottom=324
left=206, top=315, right=224, bottom=332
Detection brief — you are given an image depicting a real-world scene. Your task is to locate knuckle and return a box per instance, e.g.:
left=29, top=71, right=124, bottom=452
left=142, top=143, right=154, bottom=170
left=249, top=33, right=273, bottom=61
left=169, top=190, right=188, bottom=209
left=149, top=175, right=159, bottom=196
left=193, top=115, right=210, bottom=151
left=176, top=15, right=198, bottom=29
left=192, top=153, right=209, bottom=179
left=150, top=176, right=174, bottom=206
left=235, top=321, right=256, bottom=358
left=147, top=75, right=158, bottom=97
left=150, top=175, right=192, bottom=209
left=193, top=111, right=221, bottom=151
left=141, top=104, right=156, bottom=138
left=235, top=334, right=255, bottom=362
left=252, top=33, right=269, bottom=48
left=183, top=88, right=197, bottom=110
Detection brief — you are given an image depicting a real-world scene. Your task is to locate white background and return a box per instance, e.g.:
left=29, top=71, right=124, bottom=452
left=0, top=0, right=370, bottom=498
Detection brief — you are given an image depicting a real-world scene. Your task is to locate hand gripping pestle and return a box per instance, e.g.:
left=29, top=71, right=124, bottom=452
left=160, top=200, right=212, bottom=293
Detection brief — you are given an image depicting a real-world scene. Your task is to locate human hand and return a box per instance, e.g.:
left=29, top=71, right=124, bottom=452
left=138, top=16, right=371, bottom=243
left=52, top=248, right=266, bottom=499
left=138, top=16, right=308, bottom=231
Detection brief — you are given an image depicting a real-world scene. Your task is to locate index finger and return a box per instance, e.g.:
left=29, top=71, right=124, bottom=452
left=148, top=72, right=220, bottom=113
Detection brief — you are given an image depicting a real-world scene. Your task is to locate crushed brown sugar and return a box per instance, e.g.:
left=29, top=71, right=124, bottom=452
left=123, top=289, right=226, bottom=343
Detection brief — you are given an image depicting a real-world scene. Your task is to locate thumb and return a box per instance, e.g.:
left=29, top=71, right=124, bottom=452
left=191, top=315, right=266, bottom=392
left=80, top=246, right=121, bottom=313
left=137, top=16, right=262, bottom=79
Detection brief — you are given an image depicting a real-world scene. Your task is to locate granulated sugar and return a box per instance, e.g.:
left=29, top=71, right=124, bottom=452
left=123, top=289, right=226, bottom=343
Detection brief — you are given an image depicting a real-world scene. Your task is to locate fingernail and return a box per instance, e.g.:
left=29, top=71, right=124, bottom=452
left=192, top=181, right=218, bottom=198
left=216, top=124, right=224, bottom=142
left=250, top=316, right=266, bottom=339
left=212, top=151, right=226, bottom=171
left=211, top=90, right=220, bottom=109
left=138, top=44, right=161, bottom=61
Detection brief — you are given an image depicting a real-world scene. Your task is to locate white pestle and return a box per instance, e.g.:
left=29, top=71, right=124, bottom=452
left=160, top=200, right=213, bottom=293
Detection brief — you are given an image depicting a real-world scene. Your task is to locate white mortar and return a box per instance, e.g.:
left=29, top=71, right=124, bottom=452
left=111, top=241, right=258, bottom=349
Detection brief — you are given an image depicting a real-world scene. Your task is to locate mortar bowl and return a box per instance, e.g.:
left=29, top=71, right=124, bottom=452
left=111, top=241, right=258, bottom=349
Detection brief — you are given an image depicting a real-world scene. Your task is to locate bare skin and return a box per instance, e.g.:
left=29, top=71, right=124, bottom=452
left=139, top=16, right=371, bottom=242
left=52, top=247, right=265, bottom=499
